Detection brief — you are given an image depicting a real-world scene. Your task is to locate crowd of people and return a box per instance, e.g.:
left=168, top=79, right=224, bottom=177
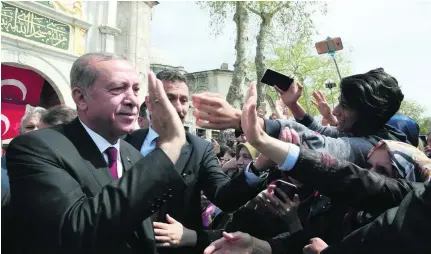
left=1, top=52, right=430, bottom=254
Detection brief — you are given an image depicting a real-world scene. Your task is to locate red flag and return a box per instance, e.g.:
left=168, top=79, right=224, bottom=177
left=1, top=102, right=27, bottom=140
left=1, top=65, right=45, bottom=106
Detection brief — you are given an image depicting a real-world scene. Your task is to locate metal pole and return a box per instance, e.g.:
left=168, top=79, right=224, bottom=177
left=329, top=87, right=335, bottom=109
left=331, top=55, right=342, bottom=81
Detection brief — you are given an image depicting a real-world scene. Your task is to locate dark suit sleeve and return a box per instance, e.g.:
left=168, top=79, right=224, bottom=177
left=268, top=178, right=429, bottom=254
left=7, top=133, right=186, bottom=253
left=198, top=142, right=261, bottom=212
left=287, top=146, right=420, bottom=214
left=321, top=183, right=429, bottom=254
left=194, top=143, right=263, bottom=252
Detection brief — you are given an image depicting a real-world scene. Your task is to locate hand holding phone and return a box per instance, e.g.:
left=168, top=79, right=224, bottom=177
left=274, top=180, right=298, bottom=202
left=261, top=69, right=294, bottom=92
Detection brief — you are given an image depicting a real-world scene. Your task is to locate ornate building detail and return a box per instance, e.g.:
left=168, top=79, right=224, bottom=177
left=1, top=2, right=71, bottom=50
left=53, top=1, right=82, bottom=17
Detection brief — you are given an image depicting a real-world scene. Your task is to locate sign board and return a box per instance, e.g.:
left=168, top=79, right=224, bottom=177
left=1, top=2, right=71, bottom=50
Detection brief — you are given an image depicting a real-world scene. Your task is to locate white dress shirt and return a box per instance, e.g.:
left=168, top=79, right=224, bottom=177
left=80, top=120, right=123, bottom=178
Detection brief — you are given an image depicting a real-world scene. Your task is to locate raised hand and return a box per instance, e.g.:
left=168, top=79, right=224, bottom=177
left=147, top=72, right=185, bottom=163
left=192, top=92, right=241, bottom=130
left=311, top=91, right=332, bottom=118
left=241, top=83, right=267, bottom=147
left=275, top=82, right=303, bottom=107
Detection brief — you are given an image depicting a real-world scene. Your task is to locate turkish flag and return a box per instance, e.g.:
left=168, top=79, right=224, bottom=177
left=1, top=102, right=26, bottom=140
left=1, top=65, right=45, bottom=106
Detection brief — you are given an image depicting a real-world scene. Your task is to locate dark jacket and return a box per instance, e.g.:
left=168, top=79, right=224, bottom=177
left=267, top=146, right=425, bottom=254
left=264, top=117, right=408, bottom=168
left=6, top=118, right=186, bottom=254
left=124, top=129, right=261, bottom=254
left=210, top=169, right=347, bottom=247
left=297, top=113, right=409, bottom=145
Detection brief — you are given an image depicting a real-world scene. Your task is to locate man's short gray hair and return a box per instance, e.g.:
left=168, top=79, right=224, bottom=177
left=70, top=52, right=127, bottom=90
left=20, top=105, right=46, bottom=126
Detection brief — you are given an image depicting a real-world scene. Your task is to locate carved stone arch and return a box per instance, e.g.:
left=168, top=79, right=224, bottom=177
left=1, top=48, right=74, bottom=107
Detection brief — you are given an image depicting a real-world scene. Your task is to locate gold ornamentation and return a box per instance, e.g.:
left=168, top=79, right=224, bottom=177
left=53, top=1, right=82, bottom=17
left=73, top=26, right=86, bottom=55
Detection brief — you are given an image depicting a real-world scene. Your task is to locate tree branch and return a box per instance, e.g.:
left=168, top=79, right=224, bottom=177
left=246, top=4, right=262, bottom=17
left=269, top=2, right=291, bottom=16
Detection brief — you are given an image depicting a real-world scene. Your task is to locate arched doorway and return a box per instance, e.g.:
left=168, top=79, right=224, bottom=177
left=1, top=64, right=61, bottom=142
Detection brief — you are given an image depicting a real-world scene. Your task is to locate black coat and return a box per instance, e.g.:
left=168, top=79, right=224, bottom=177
left=124, top=129, right=261, bottom=254
left=6, top=118, right=186, bottom=254
left=268, top=146, right=426, bottom=254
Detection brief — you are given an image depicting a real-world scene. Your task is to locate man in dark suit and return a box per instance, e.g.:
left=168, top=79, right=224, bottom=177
left=124, top=70, right=264, bottom=254
left=6, top=53, right=188, bottom=254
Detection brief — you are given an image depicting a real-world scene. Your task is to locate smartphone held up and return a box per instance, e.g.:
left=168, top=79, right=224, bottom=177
left=261, top=69, right=294, bottom=92
left=315, top=37, right=343, bottom=55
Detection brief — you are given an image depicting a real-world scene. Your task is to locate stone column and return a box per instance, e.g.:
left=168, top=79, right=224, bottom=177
left=116, top=1, right=158, bottom=101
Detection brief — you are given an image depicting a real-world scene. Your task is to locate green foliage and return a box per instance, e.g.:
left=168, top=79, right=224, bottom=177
left=196, top=1, right=236, bottom=36
left=264, top=41, right=351, bottom=116
left=398, top=99, right=431, bottom=134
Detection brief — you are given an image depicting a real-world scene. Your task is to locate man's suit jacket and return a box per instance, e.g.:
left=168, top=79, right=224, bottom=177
left=124, top=129, right=262, bottom=254
left=6, top=118, right=186, bottom=254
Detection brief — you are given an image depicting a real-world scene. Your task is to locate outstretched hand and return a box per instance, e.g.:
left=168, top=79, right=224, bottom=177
left=311, top=91, right=332, bottom=118
left=241, top=83, right=267, bottom=147
left=203, top=232, right=254, bottom=254
left=191, top=92, right=241, bottom=130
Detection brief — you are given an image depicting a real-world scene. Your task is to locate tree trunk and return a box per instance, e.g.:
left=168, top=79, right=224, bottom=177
left=225, top=1, right=249, bottom=108
left=255, top=15, right=271, bottom=109
left=265, top=93, right=277, bottom=114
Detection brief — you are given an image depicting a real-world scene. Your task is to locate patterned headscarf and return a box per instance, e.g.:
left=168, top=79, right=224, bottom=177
left=368, top=140, right=431, bottom=183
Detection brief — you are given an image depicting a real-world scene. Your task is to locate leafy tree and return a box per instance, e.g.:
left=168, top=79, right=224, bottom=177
left=246, top=1, right=327, bottom=108
left=398, top=99, right=431, bottom=134
left=261, top=40, right=352, bottom=117
left=198, top=1, right=248, bottom=108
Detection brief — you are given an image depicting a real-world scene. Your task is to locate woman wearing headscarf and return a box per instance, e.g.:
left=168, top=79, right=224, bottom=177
left=221, top=142, right=258, bottom=178
left=387, top=114, right=420, bottom=148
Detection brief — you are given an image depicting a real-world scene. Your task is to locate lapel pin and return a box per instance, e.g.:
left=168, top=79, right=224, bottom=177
left=126, top=157, right=131, bottom=162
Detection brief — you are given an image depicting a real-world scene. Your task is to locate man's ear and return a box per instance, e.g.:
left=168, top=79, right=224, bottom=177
left=72, top=87, right=88, bottom=111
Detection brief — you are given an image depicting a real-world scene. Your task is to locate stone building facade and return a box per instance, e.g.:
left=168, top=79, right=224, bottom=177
left=1, top=1, right=157, bottom=142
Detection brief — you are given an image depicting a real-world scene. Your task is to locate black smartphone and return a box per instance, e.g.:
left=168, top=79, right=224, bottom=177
left=274, top=180, right=297, bottom=202
left=261, top=69, right=294, bottom=91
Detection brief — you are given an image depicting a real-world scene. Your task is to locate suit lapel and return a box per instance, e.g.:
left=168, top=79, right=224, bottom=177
left=119, top=140, right=133, bottom=171
left=125, top=128, right=192, bottom=175
left=64, top=118, right=113, bottom=188
left=124, top=128, right=149, bottom=151
left=175, top=143, right=192, bottom=175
